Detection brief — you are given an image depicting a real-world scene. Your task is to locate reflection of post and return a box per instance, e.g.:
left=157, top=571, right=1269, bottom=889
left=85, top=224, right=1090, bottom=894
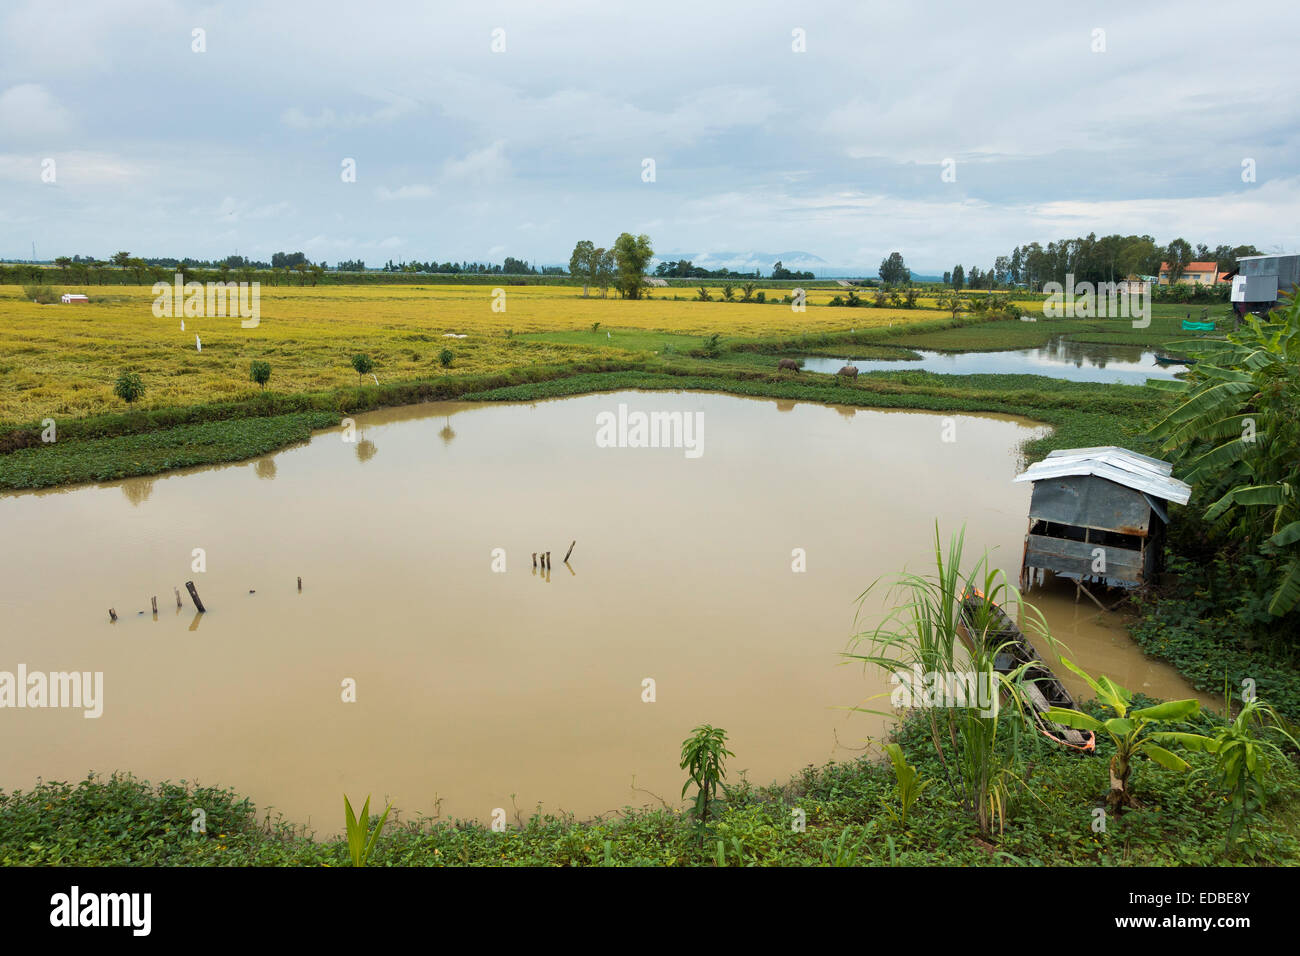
left=185, top=580, right=206, bottom=613
left=188, top=610, right=203, bottom=632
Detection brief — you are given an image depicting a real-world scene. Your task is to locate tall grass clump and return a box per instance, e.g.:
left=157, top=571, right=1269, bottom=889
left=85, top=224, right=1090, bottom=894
left=846, top=525, right=1048, bottom=838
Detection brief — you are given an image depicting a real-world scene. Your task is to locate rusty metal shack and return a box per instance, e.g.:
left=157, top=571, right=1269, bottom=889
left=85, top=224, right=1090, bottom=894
left=1013, top=447, right=1191, bottom=604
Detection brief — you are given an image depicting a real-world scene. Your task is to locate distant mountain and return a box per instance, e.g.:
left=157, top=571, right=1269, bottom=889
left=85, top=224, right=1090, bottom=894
left=653, top=250, right=829, bottom=275
left=651, top=251, right=947, bottom=281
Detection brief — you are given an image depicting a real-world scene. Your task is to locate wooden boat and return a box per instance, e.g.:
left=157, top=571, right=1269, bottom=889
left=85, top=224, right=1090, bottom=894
left=1153, top=354, right=1195, bottom=366
left=956, top=590, right=1096, bottom=753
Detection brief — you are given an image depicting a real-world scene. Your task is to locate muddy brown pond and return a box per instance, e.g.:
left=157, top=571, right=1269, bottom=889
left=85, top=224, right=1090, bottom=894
left=0, top=391, right=1210, bottom=833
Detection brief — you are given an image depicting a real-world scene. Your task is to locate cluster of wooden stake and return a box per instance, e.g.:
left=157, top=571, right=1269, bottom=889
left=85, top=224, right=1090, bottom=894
left=533, top=541, right=576, bottom=571
left=108, top=576, right=303, bottom=622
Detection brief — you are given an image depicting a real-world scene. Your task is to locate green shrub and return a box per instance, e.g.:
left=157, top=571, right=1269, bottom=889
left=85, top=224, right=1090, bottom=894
left=23, top=284, right=57, bottom=304
left=249, top=361, right=271, bottom=389
left=350, top=353, right=374, bottom=384
left=113, top=371, right=145, bottom=404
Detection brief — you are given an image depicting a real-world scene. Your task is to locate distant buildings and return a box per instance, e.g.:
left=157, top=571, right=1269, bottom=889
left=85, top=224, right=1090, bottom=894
left=1157, top=261, right=1226, bottom=286
left=1115, top=276, right=1152, bottom=295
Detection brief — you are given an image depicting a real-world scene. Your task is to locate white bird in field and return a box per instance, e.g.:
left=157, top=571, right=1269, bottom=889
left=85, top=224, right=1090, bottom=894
left=607, top=331, right=611, bottom=339
left=195, top=334, right=202, bottom=352
left=180, top=319, right=185, bottom=331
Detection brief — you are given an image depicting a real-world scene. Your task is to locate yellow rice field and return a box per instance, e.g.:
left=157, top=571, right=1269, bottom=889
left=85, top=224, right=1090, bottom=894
left=0, top=283, right=944, bottom=423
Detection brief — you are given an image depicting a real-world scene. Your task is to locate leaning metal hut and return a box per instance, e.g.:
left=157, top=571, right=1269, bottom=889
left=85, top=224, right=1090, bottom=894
left=1012, top=447, right=1191, bottom=604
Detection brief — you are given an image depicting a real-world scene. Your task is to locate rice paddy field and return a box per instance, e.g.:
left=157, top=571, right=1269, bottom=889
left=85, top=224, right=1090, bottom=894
left=0, top=282, right=946, bottom=423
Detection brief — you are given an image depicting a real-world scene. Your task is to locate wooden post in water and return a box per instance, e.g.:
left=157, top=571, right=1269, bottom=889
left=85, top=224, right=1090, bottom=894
left=563, top=541, right=576, bottom=563
left=108, top=608, right=117, bottom=623
left=297, top=576, right=302, bottom=592
left=185, top=581, right=206, bottom=613
left=174, top=587, right=182, bottom=608
left=532, top=553, right=537, bottom=569
left=151, top=596, right=158, bottom=614
left=545, top=551, right=551, bottom=569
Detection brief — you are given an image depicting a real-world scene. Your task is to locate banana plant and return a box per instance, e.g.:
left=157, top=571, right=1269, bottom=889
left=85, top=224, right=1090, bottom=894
left=343, top=794, right=392, bottom=867
left=1043, top=658, right=1212, bottom=817
left=1162, top=682, right=1300, bottom=845
left=1145, top=290, right=1300, bottom=614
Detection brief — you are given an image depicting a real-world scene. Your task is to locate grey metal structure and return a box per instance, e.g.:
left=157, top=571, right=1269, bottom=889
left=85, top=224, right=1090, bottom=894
left=1013, top=447, right=1192, bottom=598
left=1231, top=253, right=1300, bottom=315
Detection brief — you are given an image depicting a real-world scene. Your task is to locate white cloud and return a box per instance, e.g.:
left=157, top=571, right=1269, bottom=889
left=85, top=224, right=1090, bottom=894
left=281, top=93, right=419, bottom=131
left=375, top=184, right=436, bottom=201
left=0, top=84, right=73, bottom=142
left=441, top=141, right=509, bottom=183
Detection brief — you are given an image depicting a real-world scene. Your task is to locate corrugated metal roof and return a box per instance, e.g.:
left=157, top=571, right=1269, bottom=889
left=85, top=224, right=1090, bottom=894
left=1014, top=446, right=1191, bottom=505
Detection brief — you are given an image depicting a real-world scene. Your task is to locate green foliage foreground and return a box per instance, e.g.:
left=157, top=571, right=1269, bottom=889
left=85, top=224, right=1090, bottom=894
left=4, top=698, right=1297, bottom=867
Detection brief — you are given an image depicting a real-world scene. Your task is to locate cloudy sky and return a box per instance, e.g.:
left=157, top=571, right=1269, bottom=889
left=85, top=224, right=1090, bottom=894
left=1, top=0, right=1297, bottom=274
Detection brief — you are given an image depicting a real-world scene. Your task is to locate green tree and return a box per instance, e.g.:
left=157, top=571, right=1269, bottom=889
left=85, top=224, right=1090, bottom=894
left=569, top=240, right=596, bottom=296
left=951, top=264, right=965, bottom=291
left=612, top=232, right=654, bottom=299
left=879, top=251, right=909, bottom=286
left=113, top=371, right=145, bottom=404
left=439, top=348, right=453, bottom=368
left=351, top=353, right=374, bottom=384
left=1164, top=237, right=1193, bottom=284
left=595, top=248, right=615, bottom=297
left=249, top=361, right=271, bottom=389
left=111, top=251, right=132, bottom=272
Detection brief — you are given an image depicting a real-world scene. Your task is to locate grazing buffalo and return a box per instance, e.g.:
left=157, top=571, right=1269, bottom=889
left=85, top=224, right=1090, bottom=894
left=837, top=365, right=859, bottom=379
left=777, top=358, right=801, bottom=372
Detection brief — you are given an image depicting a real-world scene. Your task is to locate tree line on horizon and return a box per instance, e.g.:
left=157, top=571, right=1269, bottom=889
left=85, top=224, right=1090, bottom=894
left=941, top=234, right=1263, bottom=292
left=8, top=233, right=1271, bottom=292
